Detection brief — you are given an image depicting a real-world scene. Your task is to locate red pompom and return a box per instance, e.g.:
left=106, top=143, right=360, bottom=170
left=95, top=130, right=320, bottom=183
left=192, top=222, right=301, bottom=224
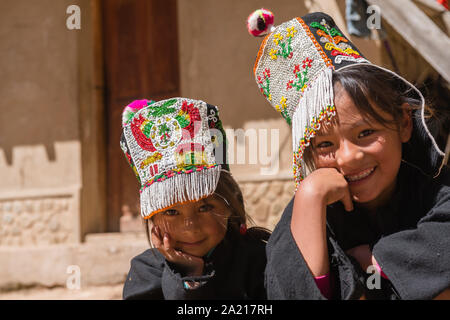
left=247, top=8, right=275, bottom=37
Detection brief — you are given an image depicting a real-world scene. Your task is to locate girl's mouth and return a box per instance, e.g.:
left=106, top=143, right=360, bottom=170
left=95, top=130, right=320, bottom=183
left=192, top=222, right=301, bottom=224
left=345, top=166, right=376, bottom=184
left=179, top=239, right=206, bottom=247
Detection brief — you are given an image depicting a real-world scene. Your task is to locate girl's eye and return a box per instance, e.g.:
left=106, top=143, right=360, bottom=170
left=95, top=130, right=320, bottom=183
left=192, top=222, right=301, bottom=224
left=199, top=204, right=214, bottom=212
left=359, top=129, right=374, bottom=138
left=162, top=209, right=178, bottom=216
left=316, top=141, right=333, bottom=149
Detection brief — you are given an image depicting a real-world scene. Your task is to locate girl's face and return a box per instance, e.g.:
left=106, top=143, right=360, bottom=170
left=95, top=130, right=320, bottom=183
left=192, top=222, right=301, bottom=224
left=152, top=195, right=232, bottom=257
left=310, top=83, right=412, bottom=210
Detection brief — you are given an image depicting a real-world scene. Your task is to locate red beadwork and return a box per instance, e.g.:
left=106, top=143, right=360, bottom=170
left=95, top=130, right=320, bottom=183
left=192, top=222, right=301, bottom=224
left=180, top=100, right=201, bottom=139
left=131, top=114, right=157, bottom=152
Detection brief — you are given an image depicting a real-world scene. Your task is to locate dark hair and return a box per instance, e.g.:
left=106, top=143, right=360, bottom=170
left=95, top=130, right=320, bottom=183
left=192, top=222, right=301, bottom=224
left=144, top=170, right=271, bottom=248
left=303, top=64, right=439, bottom=172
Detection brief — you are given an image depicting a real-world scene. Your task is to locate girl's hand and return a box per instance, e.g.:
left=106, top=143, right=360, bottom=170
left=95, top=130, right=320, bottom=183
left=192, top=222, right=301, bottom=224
left=291, top=168, right=353, bottom=277
left=151, top=226, right=204, bottom=277
left=298, top=167, right=354, bottom=212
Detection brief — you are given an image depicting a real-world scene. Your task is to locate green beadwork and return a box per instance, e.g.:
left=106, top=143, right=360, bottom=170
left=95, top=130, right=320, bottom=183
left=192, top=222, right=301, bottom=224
left=175, top=114, right=190, bottom=128
left=309, top=21, right=342, bottom=37
left=147, top=99, right=177, bottom=117
left=275, top=37, right=293, bottom=59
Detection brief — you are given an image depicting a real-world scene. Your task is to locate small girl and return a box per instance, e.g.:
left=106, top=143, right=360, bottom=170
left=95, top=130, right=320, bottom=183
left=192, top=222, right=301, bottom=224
left=119, top=98, right=270, bottom=299
left=251, top=11, right=450, bottom=299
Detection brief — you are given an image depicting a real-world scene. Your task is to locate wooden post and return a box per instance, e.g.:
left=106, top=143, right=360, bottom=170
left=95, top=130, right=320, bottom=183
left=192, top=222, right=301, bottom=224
left=77, top=0, right=107, bottom=239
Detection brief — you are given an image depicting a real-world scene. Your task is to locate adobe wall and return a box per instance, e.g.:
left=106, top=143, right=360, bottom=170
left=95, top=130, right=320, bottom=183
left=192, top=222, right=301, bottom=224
left=0, top=0, right=83, bottom=246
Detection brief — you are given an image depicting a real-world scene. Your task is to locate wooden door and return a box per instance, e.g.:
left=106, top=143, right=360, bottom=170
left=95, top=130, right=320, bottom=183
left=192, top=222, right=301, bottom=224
left=102, top=0, right=180, bottom=231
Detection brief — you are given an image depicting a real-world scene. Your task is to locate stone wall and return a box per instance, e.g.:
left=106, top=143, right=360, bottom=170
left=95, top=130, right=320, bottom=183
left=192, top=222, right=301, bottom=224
left=0, top=142, right=82, bottom=247
left=0, top=194, right=79, bottom=247
left=241, top=179, right=294, bottom=231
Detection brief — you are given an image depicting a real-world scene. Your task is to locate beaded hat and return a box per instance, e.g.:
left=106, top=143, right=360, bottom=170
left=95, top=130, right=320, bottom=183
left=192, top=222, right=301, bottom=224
left=120, top=98, right=229, bottom=219
left=252, top=11, right=445, bottom=186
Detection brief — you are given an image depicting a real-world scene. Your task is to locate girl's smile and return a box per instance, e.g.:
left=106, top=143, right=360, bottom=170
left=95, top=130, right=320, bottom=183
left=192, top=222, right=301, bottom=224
left=344, top=166, right=376, bottom=184
left=311, top=82, right=412, bottom=210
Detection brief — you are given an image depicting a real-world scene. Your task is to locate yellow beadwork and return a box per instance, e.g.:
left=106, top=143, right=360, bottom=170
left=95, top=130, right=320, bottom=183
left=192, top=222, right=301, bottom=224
left=273, top=33, right=283, bottom=45
left=324, top=43, right=360, bottom=56
left=269, top=48, right=278, bottom=60
left=286, top=26, right=297, bottom=38
left=275, top=96, right=287, bottom=114
left=140, top=152, right=163, bottom=169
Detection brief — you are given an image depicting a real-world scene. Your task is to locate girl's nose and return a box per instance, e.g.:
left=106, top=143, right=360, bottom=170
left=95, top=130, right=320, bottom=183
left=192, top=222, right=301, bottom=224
left=335, top=139, right=364, bottom=168
left=180, top=214, right=201, bottom=232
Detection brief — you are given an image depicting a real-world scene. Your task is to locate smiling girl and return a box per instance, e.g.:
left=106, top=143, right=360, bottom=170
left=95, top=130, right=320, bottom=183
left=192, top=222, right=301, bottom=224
left=251, top=12, right=450, bottom=299
left=119, top=98, right=269, bottom=300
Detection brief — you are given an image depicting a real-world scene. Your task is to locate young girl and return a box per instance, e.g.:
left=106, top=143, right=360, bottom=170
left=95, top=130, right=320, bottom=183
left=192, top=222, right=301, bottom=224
left=119, top=98, right=270, bottom=299
left=251, top=11, right=450, bottom=299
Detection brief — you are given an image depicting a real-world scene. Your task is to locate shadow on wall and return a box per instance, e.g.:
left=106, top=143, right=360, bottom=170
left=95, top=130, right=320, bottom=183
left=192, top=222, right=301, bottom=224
left=0, top=0, right=82, bottom=165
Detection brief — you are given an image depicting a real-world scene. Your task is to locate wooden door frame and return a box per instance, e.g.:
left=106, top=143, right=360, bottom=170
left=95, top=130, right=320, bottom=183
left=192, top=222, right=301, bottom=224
left=77, top=0, right=107, bottom=240
left=101, top=0, right=180, bottom=232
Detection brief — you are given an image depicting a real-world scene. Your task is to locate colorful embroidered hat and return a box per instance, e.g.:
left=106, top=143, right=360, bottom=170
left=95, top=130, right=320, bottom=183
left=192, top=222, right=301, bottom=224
left=120, top=98, right=229, bottom=219
left=252, top=11, right=445, bottom=186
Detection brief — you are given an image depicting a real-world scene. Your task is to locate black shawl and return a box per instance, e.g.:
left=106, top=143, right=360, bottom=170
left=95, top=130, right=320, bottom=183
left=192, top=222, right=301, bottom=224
left=123, top=228, right=268, bottom=300
left=265, top=109, right=450, bottom=300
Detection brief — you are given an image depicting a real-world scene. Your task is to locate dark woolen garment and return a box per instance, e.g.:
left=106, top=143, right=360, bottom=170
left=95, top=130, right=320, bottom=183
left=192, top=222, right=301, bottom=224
left=122, top=228, right=268, bottom=300
left=265, top=110, right=450, bottom=300
left=266, top=162, right=450, bottom=300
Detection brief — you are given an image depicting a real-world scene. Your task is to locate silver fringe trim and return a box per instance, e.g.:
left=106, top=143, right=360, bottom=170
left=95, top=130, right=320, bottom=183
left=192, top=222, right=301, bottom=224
left=140, top=165, right=222, bottom=218
left=291, top=67, right=335, bottom=183
left=292, top=67, right=334, bottom=152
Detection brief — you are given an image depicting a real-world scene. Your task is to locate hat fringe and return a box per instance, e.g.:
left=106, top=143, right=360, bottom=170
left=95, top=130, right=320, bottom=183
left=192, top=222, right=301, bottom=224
left=140, top=165, right=222, bottom=218
left=292, top=67, right=334, bottom=152
left=291, top=67, right=336, bottom=184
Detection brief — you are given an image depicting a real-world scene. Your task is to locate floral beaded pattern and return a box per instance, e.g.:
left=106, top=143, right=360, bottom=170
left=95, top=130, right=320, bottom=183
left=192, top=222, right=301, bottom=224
left=254, top=18, right=333, bottom=126
left=270, top=26, right=297, bottom=60
left=257, top=68, right=272, bottom=100
left=286, top=58, right=314, bottom=93
left=275, top=96, right=291, bottom=125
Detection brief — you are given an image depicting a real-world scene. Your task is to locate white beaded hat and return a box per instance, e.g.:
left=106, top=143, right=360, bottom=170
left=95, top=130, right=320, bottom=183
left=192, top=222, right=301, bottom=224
left=252, top=12, right=445, bottom=186
left=120, top=98, right=229, bottom=218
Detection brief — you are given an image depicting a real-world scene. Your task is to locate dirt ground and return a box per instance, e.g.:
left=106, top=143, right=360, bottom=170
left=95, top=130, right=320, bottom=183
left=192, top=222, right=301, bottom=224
left=0, top=284, right=123, bottom=300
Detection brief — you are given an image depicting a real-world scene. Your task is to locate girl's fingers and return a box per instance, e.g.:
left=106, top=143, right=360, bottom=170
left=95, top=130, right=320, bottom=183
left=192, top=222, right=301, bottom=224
left=336, top=173, right=353, bottom=212
left=163, top=233, right=179, bottom=261
left=156, top=226, right=163, bottom=239
left=338, top=178, right=353, bottom=212
left=341, top=188, right=354, bottom=212
left=163, top=233, right=172, bottom=251
left=151, top=226, right=162, bottom=248
left=152, top=227, right=175, bottom=261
